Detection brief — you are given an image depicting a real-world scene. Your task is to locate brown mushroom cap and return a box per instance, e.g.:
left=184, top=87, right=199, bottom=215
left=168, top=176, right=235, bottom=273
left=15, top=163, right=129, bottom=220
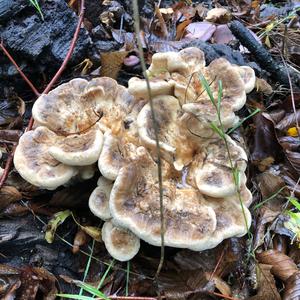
left=110, top=147, right=218, bottom=250
left=128, top=77, right=174, bottom=100
left=33, top=77, right=136, bottom=136
left=88, top=177, right=113, bottom=220
left=234, top=65, right=256, bottom=93
left=188, top=136, right=247, bottom=197
left=48, top=123, right=103, bottom=166
left=13, top=126, right=77, bottom=190
left=102, top=220, right=140, bottom=261
left=200, top=195, right=251, bottom=250
left=98, top=131, right=138, bottom=180
left=137, top=95, right=210, bottom=170
left=181, top=57, right=247, bottom=129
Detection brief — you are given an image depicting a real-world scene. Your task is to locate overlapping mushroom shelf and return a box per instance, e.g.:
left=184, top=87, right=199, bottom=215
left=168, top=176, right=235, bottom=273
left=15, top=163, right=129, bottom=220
left=14, top=47, right=255, bottom=261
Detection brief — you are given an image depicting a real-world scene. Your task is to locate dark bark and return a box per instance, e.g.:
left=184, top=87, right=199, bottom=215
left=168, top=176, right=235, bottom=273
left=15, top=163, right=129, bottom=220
left=230, top=20, right=300, bottom=87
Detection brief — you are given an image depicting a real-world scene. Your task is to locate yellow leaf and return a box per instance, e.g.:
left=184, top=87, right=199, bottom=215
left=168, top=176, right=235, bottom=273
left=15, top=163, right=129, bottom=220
left=81, top=226, right=102, bottom=242
left=265, top=22, right=274, bottom=32
left=287, top=127, right=299, bottom=137
left=265, top=35, right=272, bottom=48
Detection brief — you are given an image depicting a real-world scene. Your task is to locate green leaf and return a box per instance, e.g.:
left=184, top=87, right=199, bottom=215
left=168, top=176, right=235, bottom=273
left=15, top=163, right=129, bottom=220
left=45, top=210, right=71, bottom=243
left=76, top=282, right=110, bottom=300
left=288, top=197, right=300, bottom=211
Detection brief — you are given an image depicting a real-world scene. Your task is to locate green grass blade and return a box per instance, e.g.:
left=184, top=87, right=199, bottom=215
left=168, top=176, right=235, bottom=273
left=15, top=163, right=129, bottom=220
left=94, top=259, right=115, bottom=296
left=126, top=261, right=130, bottom=296
left=198, top=73, right=215, bottom=105
left=217, top=79, right=222, bottom=112
left=57, top=295, right=98, bottom=300
left=29, top=0, right=44, bottom=20
left=77, top=282, right=110, bottom=300
left=79, top=240, right=95, bottom=295
left=227, top=108, right=261, bottom=134
left=254, top=186, right=286, bottom=210
left=210, top=122, right=224, bottom=139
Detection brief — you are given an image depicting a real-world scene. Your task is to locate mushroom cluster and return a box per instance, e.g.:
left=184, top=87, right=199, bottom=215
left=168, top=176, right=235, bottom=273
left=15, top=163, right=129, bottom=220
left=14, top=47, right=255, bottom=261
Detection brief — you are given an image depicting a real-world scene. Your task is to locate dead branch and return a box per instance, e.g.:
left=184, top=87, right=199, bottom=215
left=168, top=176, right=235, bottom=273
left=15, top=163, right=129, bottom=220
left=229, top=20, right=300, bottom=87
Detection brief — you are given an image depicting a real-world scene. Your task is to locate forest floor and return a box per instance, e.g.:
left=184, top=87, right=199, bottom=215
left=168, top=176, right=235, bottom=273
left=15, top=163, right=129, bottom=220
left=0, top=0, right=300, bottom=299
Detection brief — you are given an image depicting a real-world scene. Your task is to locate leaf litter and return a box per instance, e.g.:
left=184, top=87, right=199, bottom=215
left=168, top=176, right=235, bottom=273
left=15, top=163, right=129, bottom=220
left=1, top=0, right=300, bottom=299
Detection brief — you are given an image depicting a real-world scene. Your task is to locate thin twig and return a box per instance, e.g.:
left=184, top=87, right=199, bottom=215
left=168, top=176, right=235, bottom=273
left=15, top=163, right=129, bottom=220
left=132, top=0, right=165, bottom=279
left=0, top=0, right=86, bottom=189
left=0, top=42, right=40, bottom=97
left=0, top=148, right=16, bottom=188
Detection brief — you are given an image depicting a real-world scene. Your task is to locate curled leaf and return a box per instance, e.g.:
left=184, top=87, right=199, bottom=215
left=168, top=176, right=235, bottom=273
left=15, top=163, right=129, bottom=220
left=80, top=225, right=101, bottom=242
left=256, top=250, right=297, bottom=282
left=45, top=210, right=71, bottom=243
left=249, top=264, right=281, bottom=300
left=0, top=186, right=22, bottom=211
left=252, top=113, right=281, bottom=171
left=283, top=271, right=300, bottom=300
left=276, top=111, right=300, bottom=131
left=285, top=150, right=300, bottom=175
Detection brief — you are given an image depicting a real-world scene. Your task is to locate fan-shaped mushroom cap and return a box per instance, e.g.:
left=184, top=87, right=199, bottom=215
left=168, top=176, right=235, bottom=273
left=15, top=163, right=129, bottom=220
left=187, top=136, right=247, bottom=197
left=181, top=58, right=247, bottom=129
left=98, top=131, right=138, bottom=180
left=33, top=77, right=136, bottom=136
left=102, top=220, right=140, bottom=261
left=89, top=177, right=113, bottom=220
left=13, top=126, right=77, bottom=190
left=199, top=195, right=251, bottom=250
left=234, top=65, right=256, bottom=93
left=128, top=77, right=174, bottom=100
left=137, top=95, right=211, bottom=170
left=110, top=146, right=251, bottom=250
left=48, top=124, right=103, bottom=166
left=78, top=165, right=96, bottom=180
left=128, top=47, right=254, bottom=131
left=110, top=147, right=219, bottom=250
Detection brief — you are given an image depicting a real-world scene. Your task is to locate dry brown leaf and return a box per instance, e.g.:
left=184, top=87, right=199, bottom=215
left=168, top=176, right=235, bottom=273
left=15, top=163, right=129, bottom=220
left=100, top=51, right=129, bottom=79
left=283, top=271, right=300, bottom=300
left=72, top=229, right=89, bottom=253
left=257, top=250, right=298, bottom=282
left=175, top=19, right=192, bottom=40
left=253, top=206, right=281, bottom=250
left=205, top=272, right=231, bottom=296
left=256, top=78, right=273, bottom=95
left=0, top=186, right=22, bottom=211
left=276, top=111, right=300, bottom=132
left=251, top=113, right=281, bottom=171
left=158, top=269, right=214, bottom=300
left=257, top=171, right=286, bottom=200
left=249, top=264, right=281, bottom=300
